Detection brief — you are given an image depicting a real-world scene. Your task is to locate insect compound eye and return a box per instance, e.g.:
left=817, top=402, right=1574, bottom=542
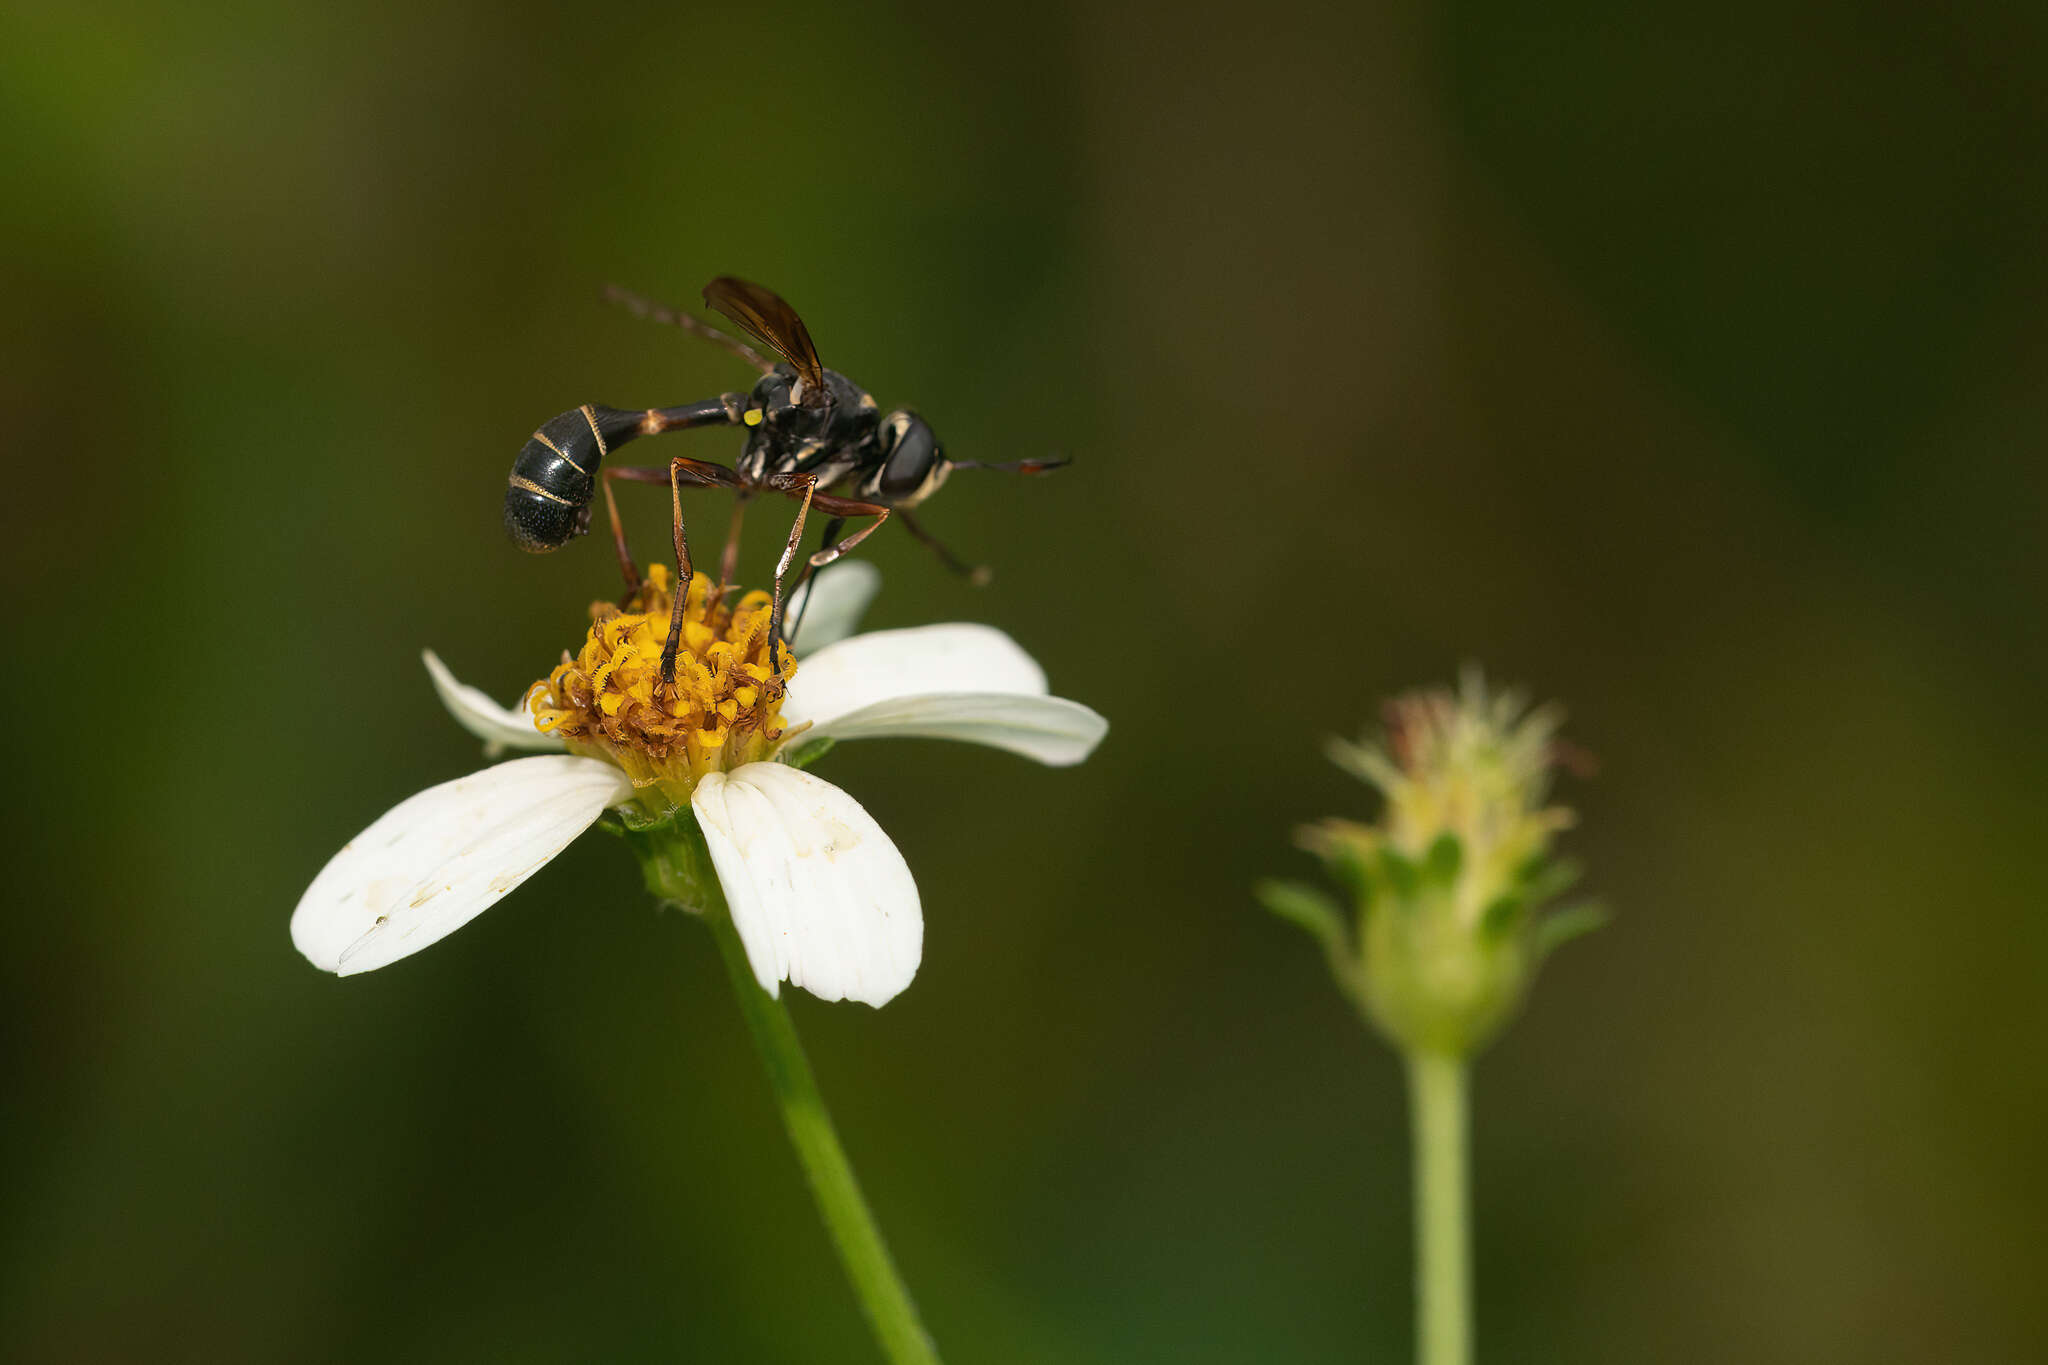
left=879, top=412, right=943, bottom=501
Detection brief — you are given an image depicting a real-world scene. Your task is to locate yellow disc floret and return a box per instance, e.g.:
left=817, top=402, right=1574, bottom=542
left=528, top=565, right=797, bottom=811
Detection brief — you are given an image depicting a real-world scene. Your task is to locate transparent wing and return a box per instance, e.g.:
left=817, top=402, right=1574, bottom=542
left=702, top=277, right=826, bottom=392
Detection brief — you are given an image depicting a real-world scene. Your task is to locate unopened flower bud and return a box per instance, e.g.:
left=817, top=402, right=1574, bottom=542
left=1260, top=671, right=1604, bottom=1057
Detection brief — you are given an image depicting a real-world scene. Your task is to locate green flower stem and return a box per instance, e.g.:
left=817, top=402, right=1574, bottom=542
left=705, top=906, right=942, bottom=1365
left=1406, top=1050, right=1471, bottom=1365
left=612, top=807, right=939, bottom=1364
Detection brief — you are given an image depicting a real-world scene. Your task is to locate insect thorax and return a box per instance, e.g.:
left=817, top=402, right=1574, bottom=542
left=737, top=366, right=882, bottom=486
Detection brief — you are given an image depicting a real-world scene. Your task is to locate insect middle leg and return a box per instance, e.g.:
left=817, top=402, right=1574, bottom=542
left=782, top=516, right=845, bottom=647
left=763, top=481, right=820, bottom=666
left=762, top=476, right=890, bottom=650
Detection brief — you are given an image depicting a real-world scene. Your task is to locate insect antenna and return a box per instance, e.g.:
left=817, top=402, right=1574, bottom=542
left=604, top=284, right=774, bottom=374
left=946, top=456, right=1072, bottom=475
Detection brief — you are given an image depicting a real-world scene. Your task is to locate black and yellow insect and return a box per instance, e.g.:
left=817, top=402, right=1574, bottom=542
left=504, top=277, right=1065, bottom=683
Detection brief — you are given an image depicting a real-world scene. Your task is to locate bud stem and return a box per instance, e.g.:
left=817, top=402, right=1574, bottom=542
left=1407, top=1049, right=1472, bottom=1365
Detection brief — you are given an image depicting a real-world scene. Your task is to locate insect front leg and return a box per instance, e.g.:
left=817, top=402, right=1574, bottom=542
left=799, top=492, right=891, bottom=570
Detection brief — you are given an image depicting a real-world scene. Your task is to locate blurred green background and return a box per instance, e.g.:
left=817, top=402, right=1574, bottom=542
left=4, top=0, right=2045, bottom=1360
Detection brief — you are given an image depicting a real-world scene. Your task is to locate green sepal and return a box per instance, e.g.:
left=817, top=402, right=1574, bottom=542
left=599, top=804, right=724, bottom=914
left=1533, top=901, right=1608, bottom=960
left=598, top=802, right=686, bottom=836
left=1322, top=846, right=1374, bottom=907
left=1479, top=892, right=1525, bottom=941
left=783, top=736, right=837, bottom=770
left=1255, top=878, right=1352, bottom=956
left=1424, top=832, right=1463, bottom=887
left=1378, top=847, right=1420, bottom=902
left=1518, top=855, right=1582, bottom=908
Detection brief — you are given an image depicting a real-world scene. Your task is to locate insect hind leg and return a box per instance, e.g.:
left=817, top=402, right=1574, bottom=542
left=599, top=469, right=645, bottom=592
left=644, top=457, right=744, bottom=693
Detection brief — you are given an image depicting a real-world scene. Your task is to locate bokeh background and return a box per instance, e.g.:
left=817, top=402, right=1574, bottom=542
left=5, top=0, right=2045, bottom=1360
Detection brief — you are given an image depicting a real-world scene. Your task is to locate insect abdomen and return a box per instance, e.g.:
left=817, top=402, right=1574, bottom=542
left=503, top=404, right=640, bottom=552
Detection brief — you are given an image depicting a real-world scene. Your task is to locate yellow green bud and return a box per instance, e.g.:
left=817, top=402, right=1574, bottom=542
left=1260, top=671, right=1604, bottom=1057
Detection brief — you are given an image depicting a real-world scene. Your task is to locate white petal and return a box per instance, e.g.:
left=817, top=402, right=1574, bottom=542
left=692, top=763, right=921, bottom=1007
left=795, top=692, right=1108, bottom=766
left=423, top=649, right=563, bottom=755
left=785, top=623, right=1048, bottom=732
left=781, top=623, right=1103, bottom=764
left=292, top=755, right=634, bottom=976
left=783, top=560, right=882, bottom=650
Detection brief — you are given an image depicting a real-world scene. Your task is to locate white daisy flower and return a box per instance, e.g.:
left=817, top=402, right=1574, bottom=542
left=291, top=562, right=1105, bottom=1007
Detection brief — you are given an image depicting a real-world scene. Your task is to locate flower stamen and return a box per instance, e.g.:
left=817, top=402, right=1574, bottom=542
left=530, top=564, right=797, bottom=811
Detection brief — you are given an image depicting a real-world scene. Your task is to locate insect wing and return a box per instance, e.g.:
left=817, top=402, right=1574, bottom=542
left=702, top=277, right=826, bottom=393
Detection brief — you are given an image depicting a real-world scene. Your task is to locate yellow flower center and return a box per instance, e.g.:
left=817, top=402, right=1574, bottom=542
left=528, top=565, right=797, bottom=811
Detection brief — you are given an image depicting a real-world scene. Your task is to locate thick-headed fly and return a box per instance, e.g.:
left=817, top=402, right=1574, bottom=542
left=504, top=276, right=1065, bottom=686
